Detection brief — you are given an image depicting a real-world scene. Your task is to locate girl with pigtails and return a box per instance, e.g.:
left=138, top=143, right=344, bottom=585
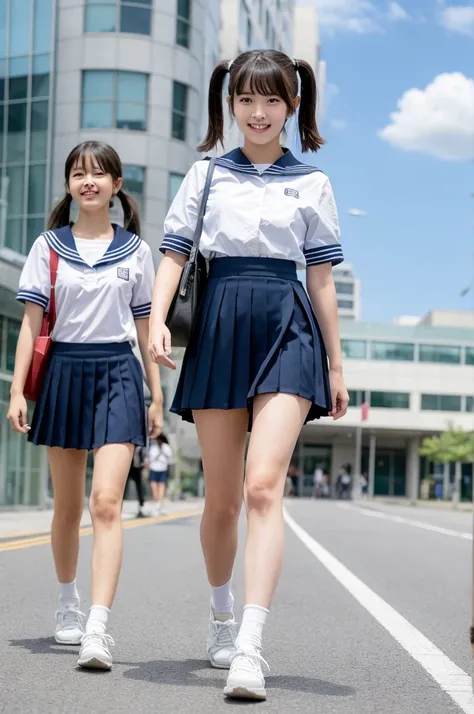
left=150, top=51, right=348, bottom=700
left=7, top=141, right=163, bottom=672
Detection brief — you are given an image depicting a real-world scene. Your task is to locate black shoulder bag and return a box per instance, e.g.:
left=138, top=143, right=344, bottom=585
left=165, top=157, right=216, bottom=348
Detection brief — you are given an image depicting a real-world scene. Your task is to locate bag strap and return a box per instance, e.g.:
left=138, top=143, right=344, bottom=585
left=189, top=157, right=216, bottom=261
left=48, top=248, right=59, bottom=334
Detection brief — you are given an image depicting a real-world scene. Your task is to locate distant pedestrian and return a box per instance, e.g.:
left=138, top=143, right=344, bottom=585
left=146, top=434, right=173, bottom=515
left=6, top=141, right=162, bottom=672
left=149, top=49, right=348, bottom=701
left=126, top=446, right=147, bottom=517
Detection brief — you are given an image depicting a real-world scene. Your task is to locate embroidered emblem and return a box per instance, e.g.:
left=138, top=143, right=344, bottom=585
left=284, top=188, right=300, bottom=198
left=117, top=267, right=129, bottom=281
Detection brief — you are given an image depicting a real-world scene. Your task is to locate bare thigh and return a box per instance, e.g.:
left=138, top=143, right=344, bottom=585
left=193, top=409, right=248, bottom=513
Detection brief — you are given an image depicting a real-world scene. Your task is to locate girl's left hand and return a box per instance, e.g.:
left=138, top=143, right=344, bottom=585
left=148, top=401, right=163, bottom=438
left=329, top=369, right=349, bottom=420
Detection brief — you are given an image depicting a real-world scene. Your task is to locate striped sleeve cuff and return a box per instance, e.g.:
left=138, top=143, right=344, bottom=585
left=160, top=233, right=193, bottom=257
left=16, top=290, right=48, bottom=308
left=304, top=244, right=344, bottom=267
left=132, top=302, right=152, bottom=319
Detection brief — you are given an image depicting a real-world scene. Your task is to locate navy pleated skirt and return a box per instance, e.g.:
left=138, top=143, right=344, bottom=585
left=29, top=342, right=146, bottom=450
left=171, top=257, right=332, bottom=429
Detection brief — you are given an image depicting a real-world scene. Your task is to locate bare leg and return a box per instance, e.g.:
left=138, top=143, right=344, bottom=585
left=48, top=447, right=87, bottom=583
left=193, top=409, right=248, bottom=587
left=244, top=393, right=310, bottom=608
left=156, top=481, right=166, bottom=508
left=89, top=443, right=134, bottom=608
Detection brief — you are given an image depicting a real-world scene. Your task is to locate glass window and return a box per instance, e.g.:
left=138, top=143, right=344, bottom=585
left=118, top=71, right=147, bottom=103
left=338, top=299, right=353, bottom=310
left=421, top=394, right=462, bottom=411
left=83, top=70, right=114, bottom=100
left=30, top=101, right=49, bottom=161
left=32, top=53, right=50, bottom=97
left=0, top=0, right=6, bottom=58
left=335, top=282, right=354, bottom=295
left=348, top=389, right=365, bottom=407
left=466, top=347, right=474, bottom=365
left=172, top=81, right=188, bottom=141
left=26, top=216, right=44, bottom=251
left=247, top=16, right=252, bottom=46
left=168, top=172, right=184, bottom=204
left=85, top=4, right=117, bottom=32
left=0, top=57, right=5, bottom=101
left=6, top=164, right=25, bottom=215
left=176, top=0, right=191, bottom=48
left=10, top=0, right=32, bottom=56
left=467, top=396, right=474, bottom=412
left=82, top=71, right=148, bottom=130
left=123, top=164, right=145, bottom=210
left=419, top=344, right=461, bottom=364
left=5, top=217, right=23, bottom=251
left=0, top=104, right=3, bottom=164
left=371, top=342, right=415, bottom=361
left=33, top=0, right=53, bottom=53
left=120, top=5, right=151, bottom=35
left=341, top=339, right=366, bottom=359
left=82, top=101, right=113, bottom=129
left=7, top=102, right=27, bottom=163
left=28, top=164, right=46, bottom=214
left=9, top=56, right=29, bottom=100
left=370, top=391, right=410, bottom=409
left=6, top=319, right=20, bottom=372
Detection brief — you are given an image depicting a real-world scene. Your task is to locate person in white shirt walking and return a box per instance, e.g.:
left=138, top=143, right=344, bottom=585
left=146, top=433, right=173, bottom=515
left=7, top=141, right=163, bottom=672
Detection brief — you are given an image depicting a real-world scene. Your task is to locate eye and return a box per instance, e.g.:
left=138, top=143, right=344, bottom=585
left=239, top=97, right=251, bottom=103
left=268, top=97, right=280, bottom=104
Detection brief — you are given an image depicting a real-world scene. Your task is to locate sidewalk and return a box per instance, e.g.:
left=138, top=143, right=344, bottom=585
left=364, top=496, right=473, bottom=513
left=0, top=498, right=203, bottom=539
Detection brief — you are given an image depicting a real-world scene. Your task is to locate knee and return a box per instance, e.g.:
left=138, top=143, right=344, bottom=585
left=246, top=477, right=279, bottom=515
left=204, top=500, right=242, bottom=528
left=90, top=491, right=121, bottom=526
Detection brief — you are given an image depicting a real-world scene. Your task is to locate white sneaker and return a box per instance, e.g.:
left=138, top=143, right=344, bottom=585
left=224, top=650, right=269, bottom=700
left=55, top=607, right=85, bottom=645
left=77, top=632, right=114, bottom=671
left=207, top=610, right=238, bottom=669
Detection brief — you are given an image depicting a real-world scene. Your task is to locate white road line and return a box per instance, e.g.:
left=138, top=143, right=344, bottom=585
left=337, top=503, right=472, bottom=541
left=284, top=509, right=474, bottom=714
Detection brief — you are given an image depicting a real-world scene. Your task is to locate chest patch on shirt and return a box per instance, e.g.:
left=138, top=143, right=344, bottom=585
left=117, top=267, right=129, bottom=281
left=284, top=188, right=300, bottom=199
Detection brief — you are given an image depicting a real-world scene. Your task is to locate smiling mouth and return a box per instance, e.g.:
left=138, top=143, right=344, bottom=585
left=81, top=191, right=98, bottom=197
left=249, top=124, right=270, bottom=132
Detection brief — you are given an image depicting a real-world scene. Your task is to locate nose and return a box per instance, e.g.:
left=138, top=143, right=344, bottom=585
left=252, top=104, right=266, bottom=120
left=83, top=175, right=96, bottom=187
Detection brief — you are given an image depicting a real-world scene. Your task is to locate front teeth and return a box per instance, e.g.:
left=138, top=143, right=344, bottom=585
left=250, top=125, right=269, bottom=129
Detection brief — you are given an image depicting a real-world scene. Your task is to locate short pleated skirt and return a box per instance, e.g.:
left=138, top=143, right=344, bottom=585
left=171, top=257, right=332, bottom=429
left=29, top=342, right=146, bottom=450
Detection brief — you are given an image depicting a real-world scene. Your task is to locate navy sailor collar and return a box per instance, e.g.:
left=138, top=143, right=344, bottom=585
left=43, top=224, right=141, bottom=269
left=214, top=148, right=322, bottom=176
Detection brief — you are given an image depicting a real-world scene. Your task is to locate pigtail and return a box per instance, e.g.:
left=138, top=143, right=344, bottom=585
left=197, top=61, right=230, bottom=153
left=295, top=59, right=325, bottom=153
left=47, top=193, right=73, bottom=230
left=117, top=188, right=141, bottom=236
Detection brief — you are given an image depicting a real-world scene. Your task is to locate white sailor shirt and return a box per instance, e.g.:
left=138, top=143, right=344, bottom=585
left=16, top=224, right=154, bottom=344
left=161, top=148, right=343, bottom=270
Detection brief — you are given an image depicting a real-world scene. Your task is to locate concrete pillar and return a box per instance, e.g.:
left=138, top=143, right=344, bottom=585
left=406, top=436, right=421, bottom=502
left=443, top=462, right=450, bottom=500
left=368, top=433, right=376, bottom=498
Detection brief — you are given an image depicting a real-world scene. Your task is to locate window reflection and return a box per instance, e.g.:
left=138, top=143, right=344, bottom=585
left=30, top=101, right=48, bottom=161
left=82, top=71, right=148, bottom=130
left=8, top=55, right=28, bottom=101
left=7, top=102, right=27, bottom=163
left=9, top=0, right=32, bottom=56
left=33, top=0, right=53, bottom=52
left=85, top=5, right=116, bottom=32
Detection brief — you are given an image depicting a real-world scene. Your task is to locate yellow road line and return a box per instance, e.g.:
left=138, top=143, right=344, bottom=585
left=0, top=508, right=203, bottom=553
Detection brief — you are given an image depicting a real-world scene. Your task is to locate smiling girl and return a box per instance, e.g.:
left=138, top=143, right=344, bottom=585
left=7, top=141, right=162, bottom=671
left=149, top=50, right=349, bottom=700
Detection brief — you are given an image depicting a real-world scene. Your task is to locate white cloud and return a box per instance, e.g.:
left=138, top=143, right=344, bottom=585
left=330, top=119, right=348, bottom=130
left=378, top=72, right=474, bottom=161
left=387, top=2, right=410, bottom=21
left=316, top=0, right=380, bottom=34
left=439, top=4, right=474, bottom=37
left=348, top=208, right=368, bottom=217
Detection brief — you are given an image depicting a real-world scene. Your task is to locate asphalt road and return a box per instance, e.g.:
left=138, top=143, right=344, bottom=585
left=0, top=499, right=473, bottom=713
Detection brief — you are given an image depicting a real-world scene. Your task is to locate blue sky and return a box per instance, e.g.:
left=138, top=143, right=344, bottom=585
left=295, top=0, right=474, bottom=323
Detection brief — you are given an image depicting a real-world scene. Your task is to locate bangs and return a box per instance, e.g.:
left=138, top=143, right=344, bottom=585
left=233, top=58, right=294, bottom=105
left=67, top=141, right=121, bottom=178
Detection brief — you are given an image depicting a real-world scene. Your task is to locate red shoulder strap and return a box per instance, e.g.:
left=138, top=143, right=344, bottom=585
left=48, top=248, right=58, bottom=334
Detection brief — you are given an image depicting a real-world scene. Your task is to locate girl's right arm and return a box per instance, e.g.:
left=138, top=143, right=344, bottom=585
left=7, top=303, right=44, bottom=433
left=148, top=251, right=186, bottom=369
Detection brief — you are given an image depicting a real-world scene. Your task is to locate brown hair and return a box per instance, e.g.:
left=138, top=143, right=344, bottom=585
left=198, top=50, right=325, bottom=154
left=47, top=141, right=141, bottom=234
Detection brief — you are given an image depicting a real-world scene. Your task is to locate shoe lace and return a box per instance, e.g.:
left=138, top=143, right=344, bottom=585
left=56, top=608, right=85, bottom=631
left=230, top=650, right=270, bottom=675
left=214, top=620, right=237, bottom=649
left=81, top=632, right=115, bottom=649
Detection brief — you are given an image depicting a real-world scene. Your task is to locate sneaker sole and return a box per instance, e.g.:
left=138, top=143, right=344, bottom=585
left=77, top=657, right=112, bottom=671
left=208, top=657, right=232, bottom=670
left=223, top=685, right=266, bottom=701
left=55, top=634, right=83, bottom=645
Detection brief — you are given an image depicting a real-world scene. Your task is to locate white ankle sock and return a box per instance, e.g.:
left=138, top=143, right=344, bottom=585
left=59, top=580, right=79, bottom=608
left=236, top=605, right=269, bottom=653
left=86, top=605, right=110, bottom=635
left=211, top=579, right=234, bottom=617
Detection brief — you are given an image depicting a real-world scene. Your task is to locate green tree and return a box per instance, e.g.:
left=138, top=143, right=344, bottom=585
left=420, top=424, right=474, bottom=502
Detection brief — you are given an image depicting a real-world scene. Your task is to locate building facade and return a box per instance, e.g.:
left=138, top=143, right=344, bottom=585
left=334, top=263, right=361, bottom=321
left=0, top=0, right=220, bottom=507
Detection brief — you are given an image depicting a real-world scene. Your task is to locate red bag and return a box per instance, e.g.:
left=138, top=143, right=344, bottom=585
left=24, top=248, right=59, bottom=402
